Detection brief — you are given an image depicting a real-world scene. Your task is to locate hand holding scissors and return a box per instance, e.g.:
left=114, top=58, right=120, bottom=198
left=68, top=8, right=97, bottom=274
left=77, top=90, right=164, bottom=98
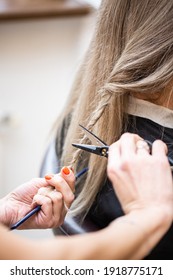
left=72, top=125, right=173, bottom=170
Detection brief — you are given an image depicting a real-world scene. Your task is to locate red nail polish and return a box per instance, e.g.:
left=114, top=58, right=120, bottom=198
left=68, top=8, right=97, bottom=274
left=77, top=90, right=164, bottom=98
left=45, top=174, right=54, bottom=180
left=62, top=166, right=70, bottom=175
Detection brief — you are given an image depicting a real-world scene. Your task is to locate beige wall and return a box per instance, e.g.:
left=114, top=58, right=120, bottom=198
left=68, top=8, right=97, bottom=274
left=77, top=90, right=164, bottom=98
left=0, top=14, right=96, bottom=238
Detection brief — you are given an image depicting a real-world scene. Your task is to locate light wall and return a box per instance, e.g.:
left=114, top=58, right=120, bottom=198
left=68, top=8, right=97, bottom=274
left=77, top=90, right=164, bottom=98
left=0, top=13, right=96, bottom=238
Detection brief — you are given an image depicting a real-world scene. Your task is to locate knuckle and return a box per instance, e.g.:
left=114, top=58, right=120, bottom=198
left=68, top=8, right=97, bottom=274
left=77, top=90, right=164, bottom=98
left=55, top=176, right=64, bottom=185
left=154, top=139, right=164, bottom=145
left=55, top=192, right=63, bottom=201
left=43, top=195, right=52, bottom=205
left=107, top=164, right=118, bottom=179
left=66, top=193, right=75, bottom=204
left=33, top=193, right=39, bottom=200
left=120, top=132, right=132, bottom=140
left=119, top=158, right=131, bottom=171
left=41, top=217, right=51, bottom=229
left=120, top=132, right=141, bottom=142
left=50, top=192, right=63, bottom=204
left=154, top=139, right=168, bottom=153
left=37, top=187, right=46, bottom=195
left=47, top=220, right=54, bottom=228
left=45, top=216, right=57, bottom=228
left=67, top=177, right=75, bottom=184
left=30, top=178, right=45, bottom=187
left=157, top=157, right=169, bottom=169
left=108, top=158, right=131, bottom=179
left=52, top=217, right=62, bottom=228
left=30, top=178, right=39, bottom=184
left=69, top=193, right=75, bottom=202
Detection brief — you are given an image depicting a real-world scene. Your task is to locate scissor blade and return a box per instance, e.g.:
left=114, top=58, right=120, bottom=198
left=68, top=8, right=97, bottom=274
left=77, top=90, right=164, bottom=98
left=72, top=143, right=109, bottom=157
left=72, top=143, right=98, bottom=154
left=79, top=124, right=107, bottom=146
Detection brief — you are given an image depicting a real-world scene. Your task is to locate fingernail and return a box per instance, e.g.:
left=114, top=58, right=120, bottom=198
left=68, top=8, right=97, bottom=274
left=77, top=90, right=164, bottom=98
left=45, top=174, right=54, bottom=180
left=62, top=166, right=70, bottom=175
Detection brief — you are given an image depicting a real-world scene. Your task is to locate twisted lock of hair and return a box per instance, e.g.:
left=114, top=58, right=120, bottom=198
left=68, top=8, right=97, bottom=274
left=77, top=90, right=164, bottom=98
left=69, top=86, right=125, bottom=218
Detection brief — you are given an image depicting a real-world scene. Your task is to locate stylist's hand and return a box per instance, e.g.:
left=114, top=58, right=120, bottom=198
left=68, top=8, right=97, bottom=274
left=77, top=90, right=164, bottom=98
left=0, top=166, right=75, bottom=229
left=107, top=133, right=173, bottom=224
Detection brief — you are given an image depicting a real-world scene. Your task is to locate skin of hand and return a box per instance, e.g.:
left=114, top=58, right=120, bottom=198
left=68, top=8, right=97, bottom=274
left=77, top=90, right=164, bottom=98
left=0, top=167, right=75, bottom=229
left=107, top=133, right=173, bottom=226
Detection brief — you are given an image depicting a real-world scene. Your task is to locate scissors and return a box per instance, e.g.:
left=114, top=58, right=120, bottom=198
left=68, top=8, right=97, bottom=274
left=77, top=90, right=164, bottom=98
left=72, top=124, right=109, bottom=158
left=72, top=125, right=173, bottom=170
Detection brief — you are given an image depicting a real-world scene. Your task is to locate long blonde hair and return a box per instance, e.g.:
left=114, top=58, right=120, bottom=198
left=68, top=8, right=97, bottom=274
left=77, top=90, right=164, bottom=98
left=56, top=0, right=173, bottom=218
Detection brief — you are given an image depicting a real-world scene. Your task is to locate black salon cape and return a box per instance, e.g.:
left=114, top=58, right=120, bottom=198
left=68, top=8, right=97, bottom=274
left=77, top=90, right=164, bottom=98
left=88, top=114, right=173, bottom=260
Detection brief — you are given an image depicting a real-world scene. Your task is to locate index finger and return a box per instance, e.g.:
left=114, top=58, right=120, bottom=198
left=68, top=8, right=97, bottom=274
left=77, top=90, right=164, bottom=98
left=60, top=166, right=75, bottom=193
left=44, top=168, right=75, bottom=208
left=120, top=133, right=143, bottom=158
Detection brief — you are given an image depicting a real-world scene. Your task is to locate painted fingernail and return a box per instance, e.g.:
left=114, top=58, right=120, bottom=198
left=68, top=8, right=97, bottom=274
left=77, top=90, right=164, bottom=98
left=62, top=166, right=70, bottom=175
left=45, top=174, right=54, bottom=180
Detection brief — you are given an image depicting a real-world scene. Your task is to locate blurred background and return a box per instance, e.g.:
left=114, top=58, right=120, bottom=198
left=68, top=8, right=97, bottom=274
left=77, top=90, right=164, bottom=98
left=0, top=0, right=101, bottom=238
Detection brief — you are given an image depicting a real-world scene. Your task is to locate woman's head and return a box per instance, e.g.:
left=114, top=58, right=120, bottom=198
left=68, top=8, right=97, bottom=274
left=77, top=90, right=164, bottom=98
left=57, top=0, right=173, bottom=218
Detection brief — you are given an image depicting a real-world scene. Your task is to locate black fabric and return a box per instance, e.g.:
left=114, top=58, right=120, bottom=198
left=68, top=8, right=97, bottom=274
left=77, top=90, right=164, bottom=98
left=88, top=115, right=173, bottom=260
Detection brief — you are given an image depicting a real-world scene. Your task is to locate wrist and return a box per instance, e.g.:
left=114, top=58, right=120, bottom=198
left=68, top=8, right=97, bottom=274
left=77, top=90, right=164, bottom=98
left=129, top=206, right=173, bottom=231
left=128, top=208, right=171, bottom=247
left=109, top=207, right=172, bottom=259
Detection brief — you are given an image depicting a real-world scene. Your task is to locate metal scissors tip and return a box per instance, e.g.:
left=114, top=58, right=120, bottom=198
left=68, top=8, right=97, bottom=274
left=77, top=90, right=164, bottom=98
left=79, top=124, right=107, bottom=146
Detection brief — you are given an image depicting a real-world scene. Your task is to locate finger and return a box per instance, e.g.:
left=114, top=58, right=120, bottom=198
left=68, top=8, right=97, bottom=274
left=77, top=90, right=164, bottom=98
left=32, top=186, right=54, bottom=208
left=37, top=186, right=54, bottom=196
left=152, top=140, right=168, bottom=156
left=37, top=182, right=71, bottom=214
left=33, top=194, right=52, bottom=221
left=45, top=191, right=65, bottom=223
left=107, top=140, right=133, bottom=203
left=33, top=191, right=66, bottom=228
left=136, top=139, right=150, bottom=156
left=108, top=140, right=121, bottom=168
left=29, top=178, right=50, bottom=189
left=107, top=140, right=121, bottom=181
left=45, top=173, right=74, bottom=208
left=16, top=178, right=50, bottom=200
left=45, top=167, right=75, bottom=192
left=61, top=166, right=75, bottom=192
left=119, top=133, right=142, bottom=158
left=152, top=140, right=169, bottom=166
